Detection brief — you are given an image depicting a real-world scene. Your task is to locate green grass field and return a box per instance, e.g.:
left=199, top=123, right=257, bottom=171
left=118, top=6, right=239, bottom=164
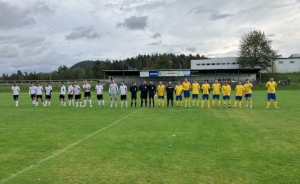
left=1, top=90, right=300, bottom=184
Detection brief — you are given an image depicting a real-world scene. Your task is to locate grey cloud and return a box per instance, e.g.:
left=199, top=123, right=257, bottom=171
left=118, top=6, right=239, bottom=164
left=29, top=1, right=57, bottom=16
left=65, top=26, right=100, bottom=40
left=190, top=5, right=216, bottom=14
left=122, top=1, right=166, bottom=12
left=0, top=1, right=36, bottom=30
left=0, top=35, right=46, bottom=48
left=151, top=33, right=161, bottom=39
left=148, top=40, right=162, bottom=45
left=0, top=46, right=19, bottom=58
left=186, top=47, right=197, bottom=52
left=117, top=16, right=148, bottom=30
left=267, top=33, right=276, bottom=37
left=210, top=13, right=232, bottom=20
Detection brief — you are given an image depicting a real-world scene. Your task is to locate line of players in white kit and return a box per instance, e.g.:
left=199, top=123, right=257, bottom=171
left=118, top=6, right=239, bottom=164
left=13, top=79, right=127, bottom=107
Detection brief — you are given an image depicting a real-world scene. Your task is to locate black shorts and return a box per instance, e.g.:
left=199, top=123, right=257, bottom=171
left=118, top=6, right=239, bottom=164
left=68, top=94, right=74, bottom=99
left=97, top=94, right=103, bottom=100
left=121, top=95, right=127, bottom=100
left=46, top=95, right=51, bottom=100
left=31, top=94, right=36, bottom=99
left=149, top=93, right=155, bottom=99
left=13, top=95, right=18, bottom=100
left=140, top=93, right=147, bottom=99
left=75, top=94, right=81, bottom=100
left=84, top=91, right=91, bottom=97
left=131, top=94, right=137, bottom=100
left=167, top=95, right=174, bottom=100
left=36, top=95, right=42, bottom=99
left=59, top=94, right=65, bottom=99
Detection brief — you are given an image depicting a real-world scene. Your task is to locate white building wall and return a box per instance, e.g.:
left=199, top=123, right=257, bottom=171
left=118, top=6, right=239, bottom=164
left=273, top=58, right=300, bottom=73
left=191, top=57, right=239, bottom=70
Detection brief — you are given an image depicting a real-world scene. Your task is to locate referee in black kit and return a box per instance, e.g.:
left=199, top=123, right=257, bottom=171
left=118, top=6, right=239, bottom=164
left=147, top=80, right=156, bottom=107
left=130, top=82, right=138, bottom=107
left=139, top=80, right=148, bottom=107
left=166, top=81, right=175, bottom=107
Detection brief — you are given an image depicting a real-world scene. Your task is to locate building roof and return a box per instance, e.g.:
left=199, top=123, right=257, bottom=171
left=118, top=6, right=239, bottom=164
left=103, top=68, right=262, bottom=76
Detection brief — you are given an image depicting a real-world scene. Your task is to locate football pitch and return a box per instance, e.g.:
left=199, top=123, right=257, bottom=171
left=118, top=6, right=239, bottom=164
left=0, top=90, right=300, bottom=184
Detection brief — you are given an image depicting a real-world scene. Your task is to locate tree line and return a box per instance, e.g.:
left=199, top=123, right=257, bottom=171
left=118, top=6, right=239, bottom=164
left=1, top=53, right=207, bottom=81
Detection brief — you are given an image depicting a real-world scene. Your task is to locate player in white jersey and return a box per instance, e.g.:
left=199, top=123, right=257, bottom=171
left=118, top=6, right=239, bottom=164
left=44, top=82, right=52, bottom=106
left=72, top=83, right=82, bottom=107
left=35, top=82, right=44, bottom=106
left=67, top=82, right=74, bottom=106
left=29, top=82, right=36, bottom=106
left=11, top=82, right=20, bottom=107
left=82, top=80, right=92, bottom=107
left=59, top=82, right=66, bottom=106
left=109, top=79, right=119, bottom=107
left=95, top=80, right=104, bottom=107
left=119, top=81, right=128, bottom=107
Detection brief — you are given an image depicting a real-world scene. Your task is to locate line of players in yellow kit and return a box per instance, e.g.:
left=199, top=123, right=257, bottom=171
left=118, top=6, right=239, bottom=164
left=172, top=77, right=278, bottom=108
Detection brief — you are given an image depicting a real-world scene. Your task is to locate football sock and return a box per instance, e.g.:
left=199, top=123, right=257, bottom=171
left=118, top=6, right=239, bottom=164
left=98, top=101, right=100, bottom=106
left=180, top=101, right=182, bottom=106
left=158, top=100, right=160, bottom=106
left=192, top=99, right=195, bottom=106
left=115, top=101, right=117, bottom=107
left=80, top=102, right=82, bottom=107
left=84, top=100, right=86, bottom=106
left=176, top=101, right=178, bottom=106
left=223, top=101, right=226, bottom=105
left=212, top=100, right=215, bottom=106
left=110, top=101, right=113, bottom=106
left=246, top=101, right=249, bottom=106
left=102, top=100, right=105, bottom=106
left=234, top=101, right=237, bottom=106
left=229, top=100, right=231, bottom=105
left=76, top=102, right=78, bottom=106
left=187, top=98, right=190, bottom=106
left=72, top=100, right=74, bottom=106
left=89, top=100, right=92, bottom=105
left=68, top=100, right=71, bottom=106
left=267, top=101, right=270, bottom=107
left=274, top=101, right=277, bottom=107
left=201, top=100, right=204, bottom=107
left=126, top=101, right=128, bottom=107
left=250, top=101, right=252, bottom=106
left=121, top=101, right=123, bottom=107
left=239, top=101, right=242, bottom=107
left=218, top=100, right=220, bottom=106
left=184, top=99, right=187, bottom=106
left=197, top=100, right=199, bottom=106
left=49, top=102, right=51, bottom=106
left=162, top=100, right=164, bottom=106
left=207, top=101, right=210, bottom=108
left=64, top=102, right=66, bottom=106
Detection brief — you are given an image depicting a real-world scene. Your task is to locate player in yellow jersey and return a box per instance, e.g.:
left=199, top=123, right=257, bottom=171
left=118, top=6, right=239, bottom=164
left=244, top=79, right=253, bottom=108
left=211, top=79, right=221, bottom=108
left=222, top=81, right=232, bottom=108
left=174, top=81, right=183, bottom=107
left=156, top=81, right=166, bottom=107
left=234, top=81, right=244, bottom=108
left=201, top=80, right=210, bottom=108
left=266, top=77, right=278, bottom=108
left=182, top=78, right=191, bottom=107
left=191, top=79, right=200, bottom=107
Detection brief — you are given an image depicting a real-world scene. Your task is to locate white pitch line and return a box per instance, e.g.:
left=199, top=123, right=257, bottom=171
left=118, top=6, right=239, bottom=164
left=1, top=109, right=142, bottom=184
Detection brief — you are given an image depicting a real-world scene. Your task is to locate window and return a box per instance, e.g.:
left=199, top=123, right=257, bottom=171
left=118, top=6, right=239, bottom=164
left=278, top=61, right=283, bottom=64
left=231, top=62, right=236, bottom=65
left=226, top=63, right=230, bottom=65
left=211, top=63, right=215, bottom=65
left=216, top=63, right=220, bottom=65
left=201, top=63, right=205, bottom=65
left=290, top=61, right=295, bottom=64
left=221, top=63, right=225, bottom=65
left=206, top=63, right=211, bottom=65
left=196, top=64, right=200, bottom=66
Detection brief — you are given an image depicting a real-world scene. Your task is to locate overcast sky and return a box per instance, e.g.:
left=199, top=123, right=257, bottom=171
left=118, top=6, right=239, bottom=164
left=0, top=0, right=299, bottom=74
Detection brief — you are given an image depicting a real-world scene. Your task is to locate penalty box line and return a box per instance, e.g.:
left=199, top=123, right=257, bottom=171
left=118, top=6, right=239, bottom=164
left=1, top=109, right=142, bottom=184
